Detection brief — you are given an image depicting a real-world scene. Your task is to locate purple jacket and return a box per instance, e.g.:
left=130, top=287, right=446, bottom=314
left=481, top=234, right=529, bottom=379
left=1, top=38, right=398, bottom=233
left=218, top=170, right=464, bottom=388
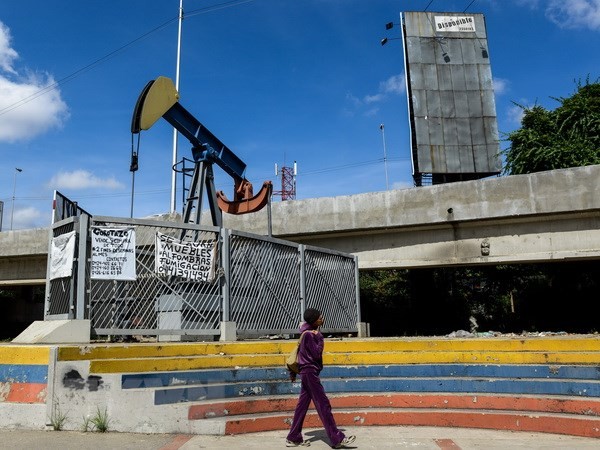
left=297, top=321, right=324, bottom=373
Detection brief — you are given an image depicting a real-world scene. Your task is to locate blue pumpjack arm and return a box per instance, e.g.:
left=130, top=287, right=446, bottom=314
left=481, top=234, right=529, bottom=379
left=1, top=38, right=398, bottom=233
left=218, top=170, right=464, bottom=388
left=162, top=102, right=246, bottom=184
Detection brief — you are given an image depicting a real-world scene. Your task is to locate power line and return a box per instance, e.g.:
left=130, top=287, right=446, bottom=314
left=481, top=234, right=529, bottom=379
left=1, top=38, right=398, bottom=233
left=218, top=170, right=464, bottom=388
left=0, top=0, right=256, bottom=117
left=463, top=0, right=478, bottom=13
left=186, top=0, right=255, bottom=18
left=0, top=19, right=177, bottom=117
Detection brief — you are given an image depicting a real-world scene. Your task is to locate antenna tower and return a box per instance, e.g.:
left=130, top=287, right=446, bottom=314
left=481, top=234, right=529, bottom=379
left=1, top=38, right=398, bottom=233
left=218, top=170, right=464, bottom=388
left=273, top=161, right=297, bottom=201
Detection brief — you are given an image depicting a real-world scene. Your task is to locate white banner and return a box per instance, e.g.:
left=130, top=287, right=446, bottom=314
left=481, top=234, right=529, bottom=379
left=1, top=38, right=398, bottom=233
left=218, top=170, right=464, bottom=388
left=91, top=227, right=137, bottom=280
left=434, top=15, right=476, bottom=32
left=155, top=232, right=216, bottom=282
left=49, top=231, right=76, bottom=280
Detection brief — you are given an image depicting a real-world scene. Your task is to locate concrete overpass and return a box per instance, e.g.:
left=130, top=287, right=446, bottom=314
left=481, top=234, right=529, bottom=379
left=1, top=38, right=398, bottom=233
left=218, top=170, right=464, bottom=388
left=1, top=164, right=599, bottom=285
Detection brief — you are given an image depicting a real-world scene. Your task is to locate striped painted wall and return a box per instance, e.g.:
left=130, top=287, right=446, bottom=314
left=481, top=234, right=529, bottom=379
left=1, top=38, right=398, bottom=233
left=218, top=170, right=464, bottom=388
left=0, top=346, right=50, bottom=404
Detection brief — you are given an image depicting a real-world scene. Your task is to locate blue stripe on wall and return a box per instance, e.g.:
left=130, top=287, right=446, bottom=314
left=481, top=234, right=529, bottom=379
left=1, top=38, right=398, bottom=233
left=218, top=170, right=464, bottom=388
left=152, top=376, right=600, bottom=405
left=123, top=364, right=600, bottom=390
left=0, top=364, right=48, bottom=384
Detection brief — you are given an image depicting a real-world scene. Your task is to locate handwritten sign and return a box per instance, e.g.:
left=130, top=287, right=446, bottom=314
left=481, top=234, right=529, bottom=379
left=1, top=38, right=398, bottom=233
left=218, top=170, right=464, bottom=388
left=91, top=227, right=137, bottom=280
left=155, top=232, right=216, bottom=282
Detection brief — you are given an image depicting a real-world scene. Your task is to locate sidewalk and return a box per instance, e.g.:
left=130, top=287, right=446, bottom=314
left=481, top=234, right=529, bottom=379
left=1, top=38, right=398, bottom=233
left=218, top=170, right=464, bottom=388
left=0, top=426, right=598, bottom=450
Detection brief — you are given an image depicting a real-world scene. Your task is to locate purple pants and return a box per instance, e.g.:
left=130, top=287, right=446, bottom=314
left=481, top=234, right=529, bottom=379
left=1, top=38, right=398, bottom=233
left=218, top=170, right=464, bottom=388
left=286, top=370, right=345, bottom=447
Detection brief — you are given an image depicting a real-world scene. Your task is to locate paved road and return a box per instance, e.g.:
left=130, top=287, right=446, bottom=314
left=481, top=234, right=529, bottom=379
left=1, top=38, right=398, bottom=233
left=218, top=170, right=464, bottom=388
left=0, top=426, right=598, bottom=450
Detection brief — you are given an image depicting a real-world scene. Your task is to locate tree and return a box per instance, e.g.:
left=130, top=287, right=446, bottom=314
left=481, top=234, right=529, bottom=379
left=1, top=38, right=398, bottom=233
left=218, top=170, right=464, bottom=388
left=503, top=78, right=600, bottom=175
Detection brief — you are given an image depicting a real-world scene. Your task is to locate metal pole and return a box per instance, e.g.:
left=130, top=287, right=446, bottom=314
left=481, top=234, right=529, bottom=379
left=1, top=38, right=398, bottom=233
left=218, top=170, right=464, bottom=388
left=130, top=171, right=136, bottom=218
left=170, top=0, right=184, bottom=213
left=10, top=167, right=22, bottom=230
left=379, top=124, right=389, bottom=190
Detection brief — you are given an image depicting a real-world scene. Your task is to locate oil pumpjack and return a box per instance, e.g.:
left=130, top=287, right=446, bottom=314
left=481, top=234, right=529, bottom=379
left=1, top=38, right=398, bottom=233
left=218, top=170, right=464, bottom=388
left=130, top=76, right=272, bottom=227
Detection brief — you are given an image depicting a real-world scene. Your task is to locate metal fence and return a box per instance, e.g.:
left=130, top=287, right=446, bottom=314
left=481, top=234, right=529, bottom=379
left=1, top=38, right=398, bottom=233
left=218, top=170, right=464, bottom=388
left=45, top=214, right=360, bottom=339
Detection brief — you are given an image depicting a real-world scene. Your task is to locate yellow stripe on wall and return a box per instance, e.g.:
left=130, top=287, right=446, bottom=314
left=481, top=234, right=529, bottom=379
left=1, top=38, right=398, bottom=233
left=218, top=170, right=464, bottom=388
left=0, top=346, right=51, bottom=365
left=59, top=337, right=600, bottom=362
left=89, top=350, right=600, bottom=374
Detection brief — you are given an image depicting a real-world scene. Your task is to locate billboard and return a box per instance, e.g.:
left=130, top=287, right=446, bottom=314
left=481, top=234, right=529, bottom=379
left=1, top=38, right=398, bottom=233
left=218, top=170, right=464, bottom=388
left=402, top=11, right=501, bottom=186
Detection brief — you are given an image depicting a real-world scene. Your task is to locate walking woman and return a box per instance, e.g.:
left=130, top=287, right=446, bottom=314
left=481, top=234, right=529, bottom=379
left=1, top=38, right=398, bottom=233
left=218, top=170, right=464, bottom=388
left=286, top=308, right=356, bottom=448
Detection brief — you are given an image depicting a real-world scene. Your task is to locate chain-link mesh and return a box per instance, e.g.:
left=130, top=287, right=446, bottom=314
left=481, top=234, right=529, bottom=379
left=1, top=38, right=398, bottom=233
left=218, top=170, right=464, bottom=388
left=90, top=218, right=221, bottom=337
left=229, top=231, right=301, bottom=335
left=304, top=247, right=358, bottom=333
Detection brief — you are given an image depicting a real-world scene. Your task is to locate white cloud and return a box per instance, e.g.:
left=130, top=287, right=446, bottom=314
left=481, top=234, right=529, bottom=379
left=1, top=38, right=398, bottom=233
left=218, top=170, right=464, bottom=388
left=506, top=102, right=528, bottom=125
left=0, top=22, right=18, bottom=74
left=512, top=0, right=600, bottom=30
left=364, top=93, right=385, bottom=104
left=0, top=21, right=69, bottom=143
left=493, top=77, right=509, bottom=95
left=513, top=0, right=541, bottom=9
left=12, top=206, right=44, bottom=230
left=48, top=170, right=124, bottom=190
left=379, top=74, right=405, bottom=95
left=345, top=74, right=405, bottom=115
left=392, top=180, right=413, bottom=190
left=345, top=92, right=362, bottom=108
left=546, top=0, right=600, bottom=30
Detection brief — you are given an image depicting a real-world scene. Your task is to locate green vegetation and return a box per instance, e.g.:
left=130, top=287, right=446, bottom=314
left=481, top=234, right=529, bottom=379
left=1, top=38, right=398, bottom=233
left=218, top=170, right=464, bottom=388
left=503, top=78, right=600, bottom=175
left=49, top=403, right=68, bottom=431
left=89, top=407, right=110, bottom=433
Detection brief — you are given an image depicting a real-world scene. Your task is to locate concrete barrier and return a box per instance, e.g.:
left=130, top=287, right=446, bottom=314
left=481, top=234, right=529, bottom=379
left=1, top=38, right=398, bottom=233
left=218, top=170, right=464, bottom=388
left=0, top=346, right=50, bottom=429
left=1, top=337, right=599, bottom=438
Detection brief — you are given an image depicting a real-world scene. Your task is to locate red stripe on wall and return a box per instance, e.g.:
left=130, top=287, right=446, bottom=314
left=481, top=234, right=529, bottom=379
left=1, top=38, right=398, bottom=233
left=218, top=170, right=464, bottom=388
left=5, top=383, right=47, bottom=403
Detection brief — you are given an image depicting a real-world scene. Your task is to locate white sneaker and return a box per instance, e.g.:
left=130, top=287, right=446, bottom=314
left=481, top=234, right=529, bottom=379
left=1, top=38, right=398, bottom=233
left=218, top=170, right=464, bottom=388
left=333, top=435, right=356, bottom=448
left=286, top=439, right=311, bottom=447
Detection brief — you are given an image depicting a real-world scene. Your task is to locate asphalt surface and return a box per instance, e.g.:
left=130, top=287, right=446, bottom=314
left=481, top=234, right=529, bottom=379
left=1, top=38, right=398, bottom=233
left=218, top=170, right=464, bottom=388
left=0, top=426, right=598, bottom=450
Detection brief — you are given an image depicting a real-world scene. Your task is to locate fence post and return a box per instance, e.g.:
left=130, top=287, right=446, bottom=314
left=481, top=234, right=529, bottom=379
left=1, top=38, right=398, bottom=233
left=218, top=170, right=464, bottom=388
left=353, top=255, right=361, bottom=323
left=220, top=227, right=236, bottom=341
left=221, top=227, right=230, bottom=322
left=354, top=254, right=370, bottom=337
left=299, top=244, right=307, bottom=324
left=43, top=227, right=54, bottom=320
left=75, top=214, right=89, bottom=320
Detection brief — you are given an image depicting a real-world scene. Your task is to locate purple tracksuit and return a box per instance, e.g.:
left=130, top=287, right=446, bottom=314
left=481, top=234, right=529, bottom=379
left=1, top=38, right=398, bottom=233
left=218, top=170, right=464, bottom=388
left=286, top=322, right=346, bottom=447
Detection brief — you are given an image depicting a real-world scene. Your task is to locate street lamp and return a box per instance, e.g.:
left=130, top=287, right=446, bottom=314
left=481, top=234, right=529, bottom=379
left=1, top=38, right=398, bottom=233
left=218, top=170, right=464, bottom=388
left=381, top=21, right=401, bottom=46
left=379, top=124, right=389, bottom=190
left=10, top=167, right=22, bottom=230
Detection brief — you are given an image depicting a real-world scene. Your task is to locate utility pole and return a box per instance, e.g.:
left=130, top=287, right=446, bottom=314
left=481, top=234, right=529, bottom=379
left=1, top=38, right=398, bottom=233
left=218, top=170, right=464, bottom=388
left=10, top=167, right=22, bottom=230
left=379, top=124, right=389, bottom=190
left=171, top=0, right=184, bottom=213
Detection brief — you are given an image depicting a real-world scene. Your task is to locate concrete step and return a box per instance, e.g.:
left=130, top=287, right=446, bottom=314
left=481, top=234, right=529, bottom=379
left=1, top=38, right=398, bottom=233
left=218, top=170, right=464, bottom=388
left=52, top=337, right=600, bottom=374
left=217, top=406, right=600, bottom=438
left=188, top=393, right=600, bottom=419
left=147, top=375, right=600, bottom=405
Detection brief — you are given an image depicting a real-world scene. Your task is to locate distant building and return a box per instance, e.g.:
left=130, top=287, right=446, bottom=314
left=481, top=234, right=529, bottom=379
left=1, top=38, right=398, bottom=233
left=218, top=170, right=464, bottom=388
left=401, top=11, right=501, bottom=186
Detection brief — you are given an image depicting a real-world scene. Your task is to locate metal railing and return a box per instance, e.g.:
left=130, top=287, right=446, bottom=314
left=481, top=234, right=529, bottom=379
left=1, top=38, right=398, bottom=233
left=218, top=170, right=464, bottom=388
left=45, top=214, right=360, bottom=339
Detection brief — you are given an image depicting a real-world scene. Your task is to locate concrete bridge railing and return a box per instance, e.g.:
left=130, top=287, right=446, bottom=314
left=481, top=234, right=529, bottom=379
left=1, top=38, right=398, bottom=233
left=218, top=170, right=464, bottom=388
left=2, top=165, right=600, bottom=285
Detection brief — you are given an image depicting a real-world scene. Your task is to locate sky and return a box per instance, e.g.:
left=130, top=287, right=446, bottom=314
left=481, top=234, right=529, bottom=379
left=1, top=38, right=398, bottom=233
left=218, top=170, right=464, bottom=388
left=0, top=0, right=599, bottom=230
